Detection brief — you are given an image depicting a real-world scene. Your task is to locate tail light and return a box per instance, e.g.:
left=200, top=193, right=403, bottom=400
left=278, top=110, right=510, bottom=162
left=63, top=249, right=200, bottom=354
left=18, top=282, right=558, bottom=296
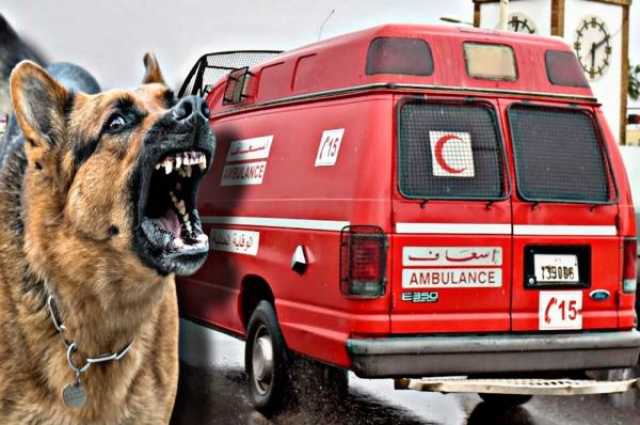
left=340, top=226, right=387, bottom=298
left=622, top=238, right=637, bottom=293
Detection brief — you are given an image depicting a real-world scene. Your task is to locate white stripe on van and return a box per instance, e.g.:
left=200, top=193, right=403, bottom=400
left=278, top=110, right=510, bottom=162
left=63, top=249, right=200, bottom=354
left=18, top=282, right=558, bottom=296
left=201, top=216, right=350, bottom=231
left=202, top=218, right=617, bottom=236
left=513, top=225, right=617, bottom=236
left=395, top=223, right=511, bottom=235
left=396, top=223, right=617, bottom=236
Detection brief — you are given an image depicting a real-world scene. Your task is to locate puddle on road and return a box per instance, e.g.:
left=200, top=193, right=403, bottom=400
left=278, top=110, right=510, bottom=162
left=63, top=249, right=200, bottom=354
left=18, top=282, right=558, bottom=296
left=174, top=320, right=442, bottom=424
left=171, top=363, right=430, bottom=425
left=173, top=320, right=640, bottom=425
left=170, top=363, right=564, bottom=425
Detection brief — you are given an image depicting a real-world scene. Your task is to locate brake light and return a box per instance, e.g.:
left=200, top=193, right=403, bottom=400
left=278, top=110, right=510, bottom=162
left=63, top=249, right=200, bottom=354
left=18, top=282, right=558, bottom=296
left=340, top=226, right=387, bottom=298
left=622, top=238, right=637, bottom=293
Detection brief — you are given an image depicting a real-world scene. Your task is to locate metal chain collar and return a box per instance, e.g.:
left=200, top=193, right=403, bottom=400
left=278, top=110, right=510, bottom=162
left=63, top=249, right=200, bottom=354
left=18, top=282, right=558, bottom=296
left=46, top=294, right=134, bottom=377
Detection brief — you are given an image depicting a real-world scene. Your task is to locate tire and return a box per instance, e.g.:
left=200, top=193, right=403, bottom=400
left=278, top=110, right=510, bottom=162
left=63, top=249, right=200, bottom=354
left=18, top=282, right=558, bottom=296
left=478, top=393, right=533, bottom=407
left=245, top=300, right=293, bottom=416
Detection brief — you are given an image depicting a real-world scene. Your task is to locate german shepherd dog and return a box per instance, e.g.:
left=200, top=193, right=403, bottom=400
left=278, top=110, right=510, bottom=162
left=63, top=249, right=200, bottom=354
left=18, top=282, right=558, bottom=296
left=0, top=16, right=215, bottom=424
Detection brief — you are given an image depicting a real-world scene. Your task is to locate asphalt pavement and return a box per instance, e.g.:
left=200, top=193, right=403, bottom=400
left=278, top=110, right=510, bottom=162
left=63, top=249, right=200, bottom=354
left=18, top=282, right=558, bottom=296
left=171, top=320, right=640, bottom=425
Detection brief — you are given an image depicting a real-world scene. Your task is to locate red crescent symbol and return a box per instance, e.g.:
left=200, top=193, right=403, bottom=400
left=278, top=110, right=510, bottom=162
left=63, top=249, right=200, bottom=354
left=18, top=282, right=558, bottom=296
left=435, top=135, right=466, bottom=174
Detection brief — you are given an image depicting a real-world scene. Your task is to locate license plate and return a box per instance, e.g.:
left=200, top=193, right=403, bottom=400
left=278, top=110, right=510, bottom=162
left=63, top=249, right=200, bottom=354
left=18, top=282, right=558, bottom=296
left=534, top=254, right=579, bottom=283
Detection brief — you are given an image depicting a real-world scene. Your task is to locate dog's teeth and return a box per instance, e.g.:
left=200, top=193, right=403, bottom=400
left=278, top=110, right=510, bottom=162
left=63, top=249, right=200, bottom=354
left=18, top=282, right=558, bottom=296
left=198, top=157, right=206, bottom=171
left=176, top=156, right=182, bottom=169
left=155, top=163, right=161, bottom=170
left=186, top=166, right=192, bottom=177
left=170, top=191, right=178, bottom=203
left=196, top=233, right=208, bottom=242
left=164, top=160, right=173, bottom=174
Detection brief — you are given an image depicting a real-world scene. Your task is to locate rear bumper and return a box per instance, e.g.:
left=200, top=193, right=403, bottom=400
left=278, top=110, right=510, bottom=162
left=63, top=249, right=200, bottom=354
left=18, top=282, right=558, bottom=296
left=347, top=330, right=640, bottom=378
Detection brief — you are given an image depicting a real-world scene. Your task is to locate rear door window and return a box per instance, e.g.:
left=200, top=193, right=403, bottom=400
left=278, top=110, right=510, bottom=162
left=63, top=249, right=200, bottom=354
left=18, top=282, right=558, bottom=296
left=508, top=105, right=611, bottom=203
left=398, top=101, right=506, bottom=200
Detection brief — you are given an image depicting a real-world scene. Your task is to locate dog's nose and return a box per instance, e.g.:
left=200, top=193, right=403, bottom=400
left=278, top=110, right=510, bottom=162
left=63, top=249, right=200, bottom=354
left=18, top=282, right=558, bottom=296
left=171, top=95, right=210, bottom=122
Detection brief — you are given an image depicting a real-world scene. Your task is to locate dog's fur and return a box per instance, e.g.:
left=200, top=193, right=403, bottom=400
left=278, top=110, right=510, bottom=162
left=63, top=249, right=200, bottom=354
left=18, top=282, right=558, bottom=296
left=0, top=16, right=214, bottom=425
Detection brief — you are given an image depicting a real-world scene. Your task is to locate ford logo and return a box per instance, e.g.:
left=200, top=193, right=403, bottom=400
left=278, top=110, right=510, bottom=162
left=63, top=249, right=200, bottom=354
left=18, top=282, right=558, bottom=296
left=589, top=290, right=610, bottom=301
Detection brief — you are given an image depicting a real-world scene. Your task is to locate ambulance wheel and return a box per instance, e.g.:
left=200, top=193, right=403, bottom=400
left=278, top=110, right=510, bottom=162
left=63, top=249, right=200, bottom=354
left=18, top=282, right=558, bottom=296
left=478, top=393, right=533, bottom=407
left=245, top=300, right=292, bottom=416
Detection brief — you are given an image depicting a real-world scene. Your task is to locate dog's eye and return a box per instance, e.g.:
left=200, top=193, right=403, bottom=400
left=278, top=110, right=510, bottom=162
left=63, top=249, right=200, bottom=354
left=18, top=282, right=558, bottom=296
left=107, top=114, right=127, bottom=132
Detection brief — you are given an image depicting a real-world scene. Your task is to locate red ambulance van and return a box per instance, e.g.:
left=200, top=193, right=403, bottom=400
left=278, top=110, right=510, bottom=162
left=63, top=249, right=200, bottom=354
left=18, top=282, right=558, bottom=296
left=178, top=24, right=640, bottom=413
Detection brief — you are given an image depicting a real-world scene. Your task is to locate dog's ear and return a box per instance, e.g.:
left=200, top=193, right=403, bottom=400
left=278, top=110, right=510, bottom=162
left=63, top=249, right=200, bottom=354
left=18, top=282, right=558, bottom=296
left=10, top=60, right=68, bottom=149
left=142, top=52, right=165, bottom=85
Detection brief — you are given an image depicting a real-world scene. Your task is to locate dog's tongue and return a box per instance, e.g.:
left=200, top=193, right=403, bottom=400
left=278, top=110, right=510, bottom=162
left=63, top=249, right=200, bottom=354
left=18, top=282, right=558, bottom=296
left=157, top=209, right=181, bottom=238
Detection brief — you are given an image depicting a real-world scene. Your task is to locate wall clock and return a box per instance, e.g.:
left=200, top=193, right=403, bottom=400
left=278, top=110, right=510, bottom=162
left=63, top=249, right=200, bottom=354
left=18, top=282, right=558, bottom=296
left=507, top=13, right=536, bottom=34
left=574, top=16, right=612, bottom=80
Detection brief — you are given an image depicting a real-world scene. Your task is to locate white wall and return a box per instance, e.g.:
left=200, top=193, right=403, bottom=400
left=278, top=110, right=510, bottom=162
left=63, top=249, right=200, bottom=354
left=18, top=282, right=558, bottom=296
left=480, top=0, right=551, bottom=34
left=630, top=0, right=640, bottom=111
left=621, top=145, right=640, bottom=207
left=565, top=0, right=623, bottom=142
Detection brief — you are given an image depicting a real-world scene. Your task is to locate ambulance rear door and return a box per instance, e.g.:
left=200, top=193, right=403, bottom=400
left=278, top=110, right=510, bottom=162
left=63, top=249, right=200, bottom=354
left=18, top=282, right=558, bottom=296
left=390, top=97, right=512, bottom=334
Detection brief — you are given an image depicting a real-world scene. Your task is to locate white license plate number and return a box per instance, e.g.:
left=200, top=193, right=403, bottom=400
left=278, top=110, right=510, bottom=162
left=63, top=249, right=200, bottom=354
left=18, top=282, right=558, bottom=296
left=539, top=291, right=583, bottom=330
left=534, top=254, right=579, bottom=283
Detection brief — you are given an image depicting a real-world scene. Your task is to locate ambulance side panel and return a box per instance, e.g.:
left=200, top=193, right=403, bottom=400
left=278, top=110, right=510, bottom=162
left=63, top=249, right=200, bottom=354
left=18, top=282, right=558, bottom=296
left=179, top=94, right=394, bottom=367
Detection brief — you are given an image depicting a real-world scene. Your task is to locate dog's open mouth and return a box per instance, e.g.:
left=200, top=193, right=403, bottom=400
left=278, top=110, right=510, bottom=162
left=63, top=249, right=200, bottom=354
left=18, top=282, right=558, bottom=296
left=137, top=148, right=211, bottom=276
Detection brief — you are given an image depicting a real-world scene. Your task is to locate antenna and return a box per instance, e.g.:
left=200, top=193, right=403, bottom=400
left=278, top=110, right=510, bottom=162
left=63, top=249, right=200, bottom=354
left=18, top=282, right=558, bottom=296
left=440, top=16, right=474, bottom=26
left=318, top=9, right=335, bottom=40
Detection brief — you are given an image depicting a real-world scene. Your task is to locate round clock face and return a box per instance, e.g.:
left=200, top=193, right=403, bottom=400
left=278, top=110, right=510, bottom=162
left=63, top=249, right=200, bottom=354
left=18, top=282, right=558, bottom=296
left=507, top=13, right=536, bottom=34
left=574, top=16, right=612, bottom=81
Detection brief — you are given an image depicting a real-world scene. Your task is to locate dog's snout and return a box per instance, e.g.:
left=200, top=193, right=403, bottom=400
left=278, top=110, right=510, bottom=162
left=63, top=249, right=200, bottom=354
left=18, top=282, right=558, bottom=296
left=171, top=96, right=209, bottom=122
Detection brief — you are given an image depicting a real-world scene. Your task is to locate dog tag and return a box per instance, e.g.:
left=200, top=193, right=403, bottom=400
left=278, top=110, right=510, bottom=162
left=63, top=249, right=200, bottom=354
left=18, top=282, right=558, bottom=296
left=63, top=381, right=87, bottom=408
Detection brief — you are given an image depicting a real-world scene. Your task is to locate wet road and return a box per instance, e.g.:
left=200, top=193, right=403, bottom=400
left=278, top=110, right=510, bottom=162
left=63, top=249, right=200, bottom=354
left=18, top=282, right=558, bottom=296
left=171, top=320, right=640, bottom=425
